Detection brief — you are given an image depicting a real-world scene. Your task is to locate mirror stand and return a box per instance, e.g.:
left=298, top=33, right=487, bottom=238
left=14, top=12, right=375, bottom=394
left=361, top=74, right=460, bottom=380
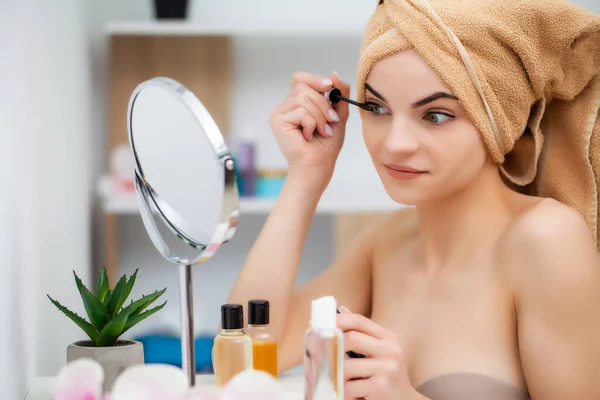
left=179, top=264, right=196, bottom=385
left=127, top=77, right=239, bottom=389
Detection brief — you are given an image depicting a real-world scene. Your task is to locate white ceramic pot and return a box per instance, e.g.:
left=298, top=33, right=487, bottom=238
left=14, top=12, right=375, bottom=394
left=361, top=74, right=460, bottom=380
left=67, top=340, right=144, bottom=393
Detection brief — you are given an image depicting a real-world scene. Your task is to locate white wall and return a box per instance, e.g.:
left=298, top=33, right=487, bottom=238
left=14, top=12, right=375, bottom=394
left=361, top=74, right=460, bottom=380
left=1, top=0, right=93, bottom=390
left=1, top=2, right=24, bottom=398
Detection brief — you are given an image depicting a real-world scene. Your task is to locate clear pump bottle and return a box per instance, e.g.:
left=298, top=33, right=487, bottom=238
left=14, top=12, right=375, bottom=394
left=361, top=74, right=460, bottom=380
left=213, top=304, right=252, bottom=387
left=303, top=296, right=344, bottom=400
left=246, top=299, right=278, bottom=378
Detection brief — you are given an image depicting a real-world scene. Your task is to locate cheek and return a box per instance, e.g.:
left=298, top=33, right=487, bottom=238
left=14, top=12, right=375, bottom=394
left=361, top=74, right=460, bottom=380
left=362, top=119, right=382, bottom=158
left=435, top=131, right=488, bottom=184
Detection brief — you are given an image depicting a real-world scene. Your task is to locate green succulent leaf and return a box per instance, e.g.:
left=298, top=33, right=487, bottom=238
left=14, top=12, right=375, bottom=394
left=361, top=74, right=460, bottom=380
left=96, top=267, right=110, bottom=304
left=123, top=301, right=167, bottom=333
left=105, top=274, right=127, bottom=318
left=47, top=295, right=98, bottom=341
left=73, top=271, right=108, bottom=331
left=122, top=269, right=138, bottom=307
left=95, top=308, right=132, bottom=347
left=121, top=288, right=166, bottom=317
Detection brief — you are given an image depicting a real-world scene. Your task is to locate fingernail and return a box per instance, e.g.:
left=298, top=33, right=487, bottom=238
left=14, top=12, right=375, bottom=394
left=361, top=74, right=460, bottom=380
left=328, top=108, right=340, bottom=122
left=325, top=123, right=333, bottom=136
left=339, top=306, right=351, bottom=313
left=321, top=78, right=333, bottom=86
left=332, top=71, right=341, bottom=79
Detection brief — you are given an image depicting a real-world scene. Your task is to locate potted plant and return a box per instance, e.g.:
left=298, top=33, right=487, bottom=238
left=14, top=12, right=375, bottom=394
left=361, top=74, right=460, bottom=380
left=47, top=267, right=167, bottom=393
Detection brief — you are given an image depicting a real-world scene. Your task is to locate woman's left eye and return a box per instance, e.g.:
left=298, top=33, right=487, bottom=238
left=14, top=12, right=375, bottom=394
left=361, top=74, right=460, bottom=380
left=424, top=111, right=454, bottom=124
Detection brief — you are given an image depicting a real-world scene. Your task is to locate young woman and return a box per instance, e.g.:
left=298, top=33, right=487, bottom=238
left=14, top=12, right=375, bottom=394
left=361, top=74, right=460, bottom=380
left=225, top=1, right=600, bottom=399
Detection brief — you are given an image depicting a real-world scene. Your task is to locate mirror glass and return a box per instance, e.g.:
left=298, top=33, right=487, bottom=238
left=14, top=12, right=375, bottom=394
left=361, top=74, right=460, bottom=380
left=128, top=77, right=239, bottom=265
left=127, top=77, right=240, bottom=384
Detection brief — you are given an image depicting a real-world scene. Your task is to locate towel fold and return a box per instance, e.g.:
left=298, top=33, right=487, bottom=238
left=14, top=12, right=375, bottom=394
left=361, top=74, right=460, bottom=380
left=357, top=0, right=600, bottom=248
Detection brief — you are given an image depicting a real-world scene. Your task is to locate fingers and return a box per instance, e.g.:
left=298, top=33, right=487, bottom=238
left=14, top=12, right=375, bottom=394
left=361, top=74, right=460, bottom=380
left=338, top=305, right=352, bottom=314
left=343, top=330, right=393, bottom=358
left=331, top=71, right=350, bottom=97
left=272, top=70, right=350, bottom=144
left=330, top=71, right=351, bottom=121
left=291, top=71, right=335, bottom=92
left=344, top=377, right=371, bottom=400
left=281, top=107, right=317, bottom=142
left=344, top=358, right=378, bottom=382
left=337, top=313, right=396, bottom=341
left=280, top=91, right=336, bottom=139
left=344, top=358, right=401, bottom=382
left=281, top=82, right=339, bottom=128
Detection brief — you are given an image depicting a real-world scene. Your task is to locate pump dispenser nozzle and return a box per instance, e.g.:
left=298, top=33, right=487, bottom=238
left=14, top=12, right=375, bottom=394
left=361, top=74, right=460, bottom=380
left=311, top=295, right=337, bottom=330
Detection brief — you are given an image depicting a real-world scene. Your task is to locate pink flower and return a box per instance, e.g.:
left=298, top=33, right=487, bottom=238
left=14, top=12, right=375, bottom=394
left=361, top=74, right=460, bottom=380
left=53, top=359, right=293, bottom=400
left=111, top=364, right=189, bottom=400
left=53, top=359, right=104, bottom=400
left=219, top=370, right=289, bottom=400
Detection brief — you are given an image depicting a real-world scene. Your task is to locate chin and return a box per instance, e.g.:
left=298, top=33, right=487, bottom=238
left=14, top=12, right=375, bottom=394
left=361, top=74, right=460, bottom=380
left=384, top=187, right=424, bottom=206
left=379, top=180, right=426, bottom=206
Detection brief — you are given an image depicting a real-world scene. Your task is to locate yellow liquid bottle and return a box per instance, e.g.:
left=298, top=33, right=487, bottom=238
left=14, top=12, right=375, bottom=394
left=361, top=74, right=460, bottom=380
left=246, top=300, right=278, bottom=378
left=213, top=304, right=252, bottom=387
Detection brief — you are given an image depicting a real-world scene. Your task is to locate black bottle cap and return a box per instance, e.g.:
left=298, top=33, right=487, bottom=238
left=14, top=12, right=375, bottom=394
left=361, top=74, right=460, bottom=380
left=221, top=304, right=244, bottom=329
left=248, top=299, right=270, bottom=325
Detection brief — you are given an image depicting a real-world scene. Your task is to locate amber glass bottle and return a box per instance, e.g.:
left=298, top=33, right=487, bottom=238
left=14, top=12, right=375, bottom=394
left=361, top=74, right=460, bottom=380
left=246, top=300, right=278, bottom=378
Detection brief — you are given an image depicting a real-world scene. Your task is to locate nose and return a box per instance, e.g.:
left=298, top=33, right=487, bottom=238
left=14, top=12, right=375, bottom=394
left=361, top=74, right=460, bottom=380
left=384, top=118, right=420, bottom=154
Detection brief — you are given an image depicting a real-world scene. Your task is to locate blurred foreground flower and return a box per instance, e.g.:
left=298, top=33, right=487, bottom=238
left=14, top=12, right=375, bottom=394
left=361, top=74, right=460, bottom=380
left=52, top=358, right=290, bottom=400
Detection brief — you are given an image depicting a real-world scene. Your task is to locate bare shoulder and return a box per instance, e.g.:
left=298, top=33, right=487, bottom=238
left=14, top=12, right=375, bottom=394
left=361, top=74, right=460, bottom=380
left=500, top=197, right=595, bottom=256
left=497, top=197, right=600, bottom=295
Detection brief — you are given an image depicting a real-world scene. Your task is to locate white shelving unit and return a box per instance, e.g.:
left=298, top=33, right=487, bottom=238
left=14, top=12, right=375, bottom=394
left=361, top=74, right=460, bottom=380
left=104, top=20, right=367, bottom=37
left=99, top=10, right=396, bottom=338
left=101, top=191, right=405, bottom=215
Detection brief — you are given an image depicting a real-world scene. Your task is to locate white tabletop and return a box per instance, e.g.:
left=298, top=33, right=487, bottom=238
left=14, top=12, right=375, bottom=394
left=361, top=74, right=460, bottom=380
left=25, top=373, right=304, bottom=400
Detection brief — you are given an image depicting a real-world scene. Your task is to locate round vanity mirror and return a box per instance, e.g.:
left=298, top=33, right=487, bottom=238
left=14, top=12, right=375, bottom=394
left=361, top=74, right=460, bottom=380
left=127, top=77, right=240, bottom=386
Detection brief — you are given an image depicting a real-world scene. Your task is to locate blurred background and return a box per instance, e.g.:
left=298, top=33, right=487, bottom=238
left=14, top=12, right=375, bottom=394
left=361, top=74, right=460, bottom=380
left=1, top=0, right=598, bottom=399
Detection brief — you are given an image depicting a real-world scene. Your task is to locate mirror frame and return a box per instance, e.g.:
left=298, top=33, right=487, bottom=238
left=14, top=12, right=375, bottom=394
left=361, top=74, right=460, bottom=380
left=127, top=77, right=239, bottom=265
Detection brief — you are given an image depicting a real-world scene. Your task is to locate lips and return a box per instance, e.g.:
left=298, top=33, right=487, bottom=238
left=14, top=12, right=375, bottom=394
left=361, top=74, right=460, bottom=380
left=385, top=164, right=425, bottom=173
left=383, top=163, right=426, bottom=181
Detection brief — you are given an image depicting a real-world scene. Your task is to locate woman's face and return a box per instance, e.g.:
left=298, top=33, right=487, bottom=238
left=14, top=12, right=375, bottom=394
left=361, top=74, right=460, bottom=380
left=362, top=49, right=493, bottom=206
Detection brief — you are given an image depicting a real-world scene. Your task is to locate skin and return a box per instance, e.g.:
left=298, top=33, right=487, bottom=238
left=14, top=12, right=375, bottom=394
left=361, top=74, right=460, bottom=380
left=224, top=50, right=600, bottom=399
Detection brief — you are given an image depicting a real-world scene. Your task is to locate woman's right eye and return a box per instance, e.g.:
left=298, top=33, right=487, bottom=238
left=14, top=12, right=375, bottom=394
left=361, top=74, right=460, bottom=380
left=365, top=101, right=390, bottom=116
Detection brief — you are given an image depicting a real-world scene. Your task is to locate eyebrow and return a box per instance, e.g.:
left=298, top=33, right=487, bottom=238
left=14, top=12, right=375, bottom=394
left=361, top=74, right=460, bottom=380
left=365, top=83, right=459, bottom=108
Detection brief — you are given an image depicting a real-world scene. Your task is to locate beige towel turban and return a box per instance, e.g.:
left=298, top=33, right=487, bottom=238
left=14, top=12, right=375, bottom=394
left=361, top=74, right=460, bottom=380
left=356, top=0, right=600, bottom=248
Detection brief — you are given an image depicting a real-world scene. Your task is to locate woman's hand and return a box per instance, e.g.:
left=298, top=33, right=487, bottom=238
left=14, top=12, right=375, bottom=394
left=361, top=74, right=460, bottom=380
left=268, top=71, right=350, bottom=187
left=337, top=308, right=424, bottom=400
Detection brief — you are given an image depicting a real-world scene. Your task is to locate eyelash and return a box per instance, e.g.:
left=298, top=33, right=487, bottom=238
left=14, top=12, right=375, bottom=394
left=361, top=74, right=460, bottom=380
left=364, top=100, right=455, bottom=125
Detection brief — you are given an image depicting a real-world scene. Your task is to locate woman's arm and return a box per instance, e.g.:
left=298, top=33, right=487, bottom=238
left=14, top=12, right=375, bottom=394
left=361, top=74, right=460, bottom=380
left=225, top=70, right=377, bottom=372
left=226, top=170, right=378, bottom=371
left=511, top=203, right=600, bottom=399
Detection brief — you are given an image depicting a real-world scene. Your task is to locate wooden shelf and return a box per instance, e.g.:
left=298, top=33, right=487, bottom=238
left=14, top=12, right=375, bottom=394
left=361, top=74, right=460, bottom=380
left=105, top=20, right=367, bottom=37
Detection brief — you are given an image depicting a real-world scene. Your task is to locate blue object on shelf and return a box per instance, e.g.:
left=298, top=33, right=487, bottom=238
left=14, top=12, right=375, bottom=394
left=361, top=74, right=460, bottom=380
left=255, top=172, right=286, bottom=199
left=133, top=334, right=216, bottom=373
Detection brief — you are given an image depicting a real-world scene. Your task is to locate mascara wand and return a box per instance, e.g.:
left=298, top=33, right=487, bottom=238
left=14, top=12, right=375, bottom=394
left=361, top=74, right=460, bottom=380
left=325, top=87, right=375, bottom=112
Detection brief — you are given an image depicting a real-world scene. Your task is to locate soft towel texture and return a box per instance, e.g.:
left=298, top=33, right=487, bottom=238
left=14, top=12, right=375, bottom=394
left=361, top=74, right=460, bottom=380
left=356, top=0, right=600, bottom=248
